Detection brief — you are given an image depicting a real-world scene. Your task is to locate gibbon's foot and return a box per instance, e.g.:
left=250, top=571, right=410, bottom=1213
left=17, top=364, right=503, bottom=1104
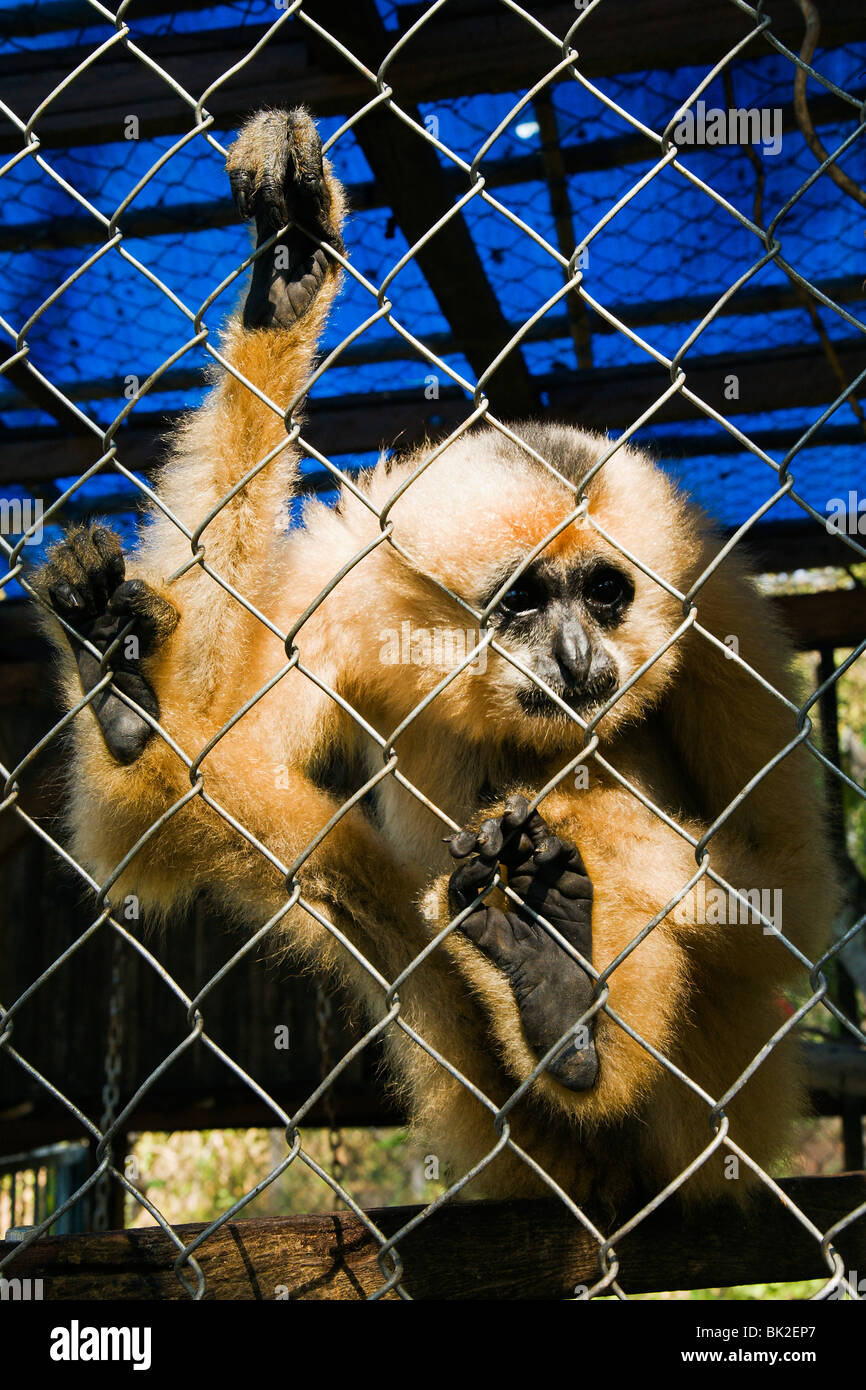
left=37, top=524, right=178, bottom=765
left=226, top=107, right=345, bottom=330
left=447, top=795, right=599, bottom=1091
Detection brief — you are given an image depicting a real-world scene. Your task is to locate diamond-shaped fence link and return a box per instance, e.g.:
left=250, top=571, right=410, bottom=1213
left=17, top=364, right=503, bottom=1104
left=0, top=0, right=864, bottom=1300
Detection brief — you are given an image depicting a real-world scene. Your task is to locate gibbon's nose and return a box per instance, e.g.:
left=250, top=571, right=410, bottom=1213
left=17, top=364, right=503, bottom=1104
left=554, top=618, right=593, bottom=688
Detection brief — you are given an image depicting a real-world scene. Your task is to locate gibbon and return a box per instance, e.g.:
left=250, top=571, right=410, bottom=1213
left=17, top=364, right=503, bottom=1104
left=35, top=107, right=835, bottom=1214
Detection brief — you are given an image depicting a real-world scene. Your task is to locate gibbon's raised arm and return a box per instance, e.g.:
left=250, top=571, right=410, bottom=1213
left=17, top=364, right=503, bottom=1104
left=35, top=107, right=836, bottom=1211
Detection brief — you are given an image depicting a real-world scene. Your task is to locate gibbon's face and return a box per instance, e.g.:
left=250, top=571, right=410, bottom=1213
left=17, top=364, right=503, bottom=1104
left=359, top=423, right=705, bottom=746
left=484, top=550, right=634, bottom=723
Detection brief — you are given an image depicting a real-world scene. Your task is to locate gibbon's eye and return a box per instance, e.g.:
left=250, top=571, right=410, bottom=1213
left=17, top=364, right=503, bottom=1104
left=584, top=566, right=631, bottom=611
left=498, top=575, right=547, bottom=617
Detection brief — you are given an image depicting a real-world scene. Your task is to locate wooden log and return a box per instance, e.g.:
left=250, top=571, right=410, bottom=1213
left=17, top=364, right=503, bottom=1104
left=1, top=1175, right=864, bottom=1299
left=771, top=589, right=866, bottom=652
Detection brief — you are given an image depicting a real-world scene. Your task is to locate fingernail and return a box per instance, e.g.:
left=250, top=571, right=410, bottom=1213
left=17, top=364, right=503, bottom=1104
left=534, top=836, right=561, bottom=864
left=448, top=830, right=477, bottom=858
left=503, top=793, right=529, bottom=824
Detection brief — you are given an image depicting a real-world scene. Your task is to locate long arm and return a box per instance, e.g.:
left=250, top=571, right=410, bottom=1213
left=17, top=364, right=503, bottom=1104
left=32, top=111, right=550, bottom=1201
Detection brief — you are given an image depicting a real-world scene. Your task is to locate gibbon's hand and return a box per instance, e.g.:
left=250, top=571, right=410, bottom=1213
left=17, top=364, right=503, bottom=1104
left=447, top=795, right=599, bottom=1092
left=36, top=524, right=178, bottom=765
left=226, top=107, right=345, bottom=330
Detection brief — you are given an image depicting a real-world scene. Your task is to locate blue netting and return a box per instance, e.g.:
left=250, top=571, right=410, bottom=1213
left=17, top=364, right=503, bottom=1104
left=0, top=7, right=862, bottom=585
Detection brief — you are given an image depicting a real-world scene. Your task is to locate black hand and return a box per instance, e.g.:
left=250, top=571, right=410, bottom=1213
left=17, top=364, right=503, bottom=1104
left=447, top=795, right=599, bottom=1091
left=226, top=107, right=344, bottom=330
left=36, top=524, right=177, bottom=764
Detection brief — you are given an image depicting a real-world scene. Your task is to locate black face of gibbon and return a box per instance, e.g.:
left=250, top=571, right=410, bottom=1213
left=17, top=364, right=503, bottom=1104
left=488, top=558, right=634, bottom=718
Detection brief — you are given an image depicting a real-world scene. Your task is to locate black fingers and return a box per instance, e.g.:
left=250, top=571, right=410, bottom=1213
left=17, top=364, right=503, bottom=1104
left=108, top=579, right=179, bottom=656
left=36, top=525, right=177, bottom=765
left=38, top=526, right=178, bottom=656
left=446, top=798, right=599, bottom=1092
left=225, top=107, right=344, bottom=330
left=39, top=524, right=125, bottom=623
left=247, top=107, right=339, bottom=244
left=446, top=815, right=508, bottom=914
left=448, top=797, right=589, bottom=902
left=448, top=851, right=499, bottom=915
left=285, top=107, right=330, bottom=220
left=228, top=113, right=293, bottom=232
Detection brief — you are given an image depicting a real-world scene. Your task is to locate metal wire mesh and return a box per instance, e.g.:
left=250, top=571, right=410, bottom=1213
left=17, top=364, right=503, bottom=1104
left=0, top=0, right=865, bottom=1300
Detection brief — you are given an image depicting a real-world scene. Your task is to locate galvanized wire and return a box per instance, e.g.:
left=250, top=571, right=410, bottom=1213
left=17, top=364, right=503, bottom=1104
left=0, top=0, right=863, bottom=1301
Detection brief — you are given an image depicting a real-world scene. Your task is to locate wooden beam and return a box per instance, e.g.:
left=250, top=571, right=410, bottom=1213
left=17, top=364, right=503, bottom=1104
left=0, top=0, right=221, bottom=35
left=3, top=84, right=859, bottom=253
left=546, top=337, right=866, bottom=428
left=533, top=90, right=593, bottom=370
left=2, top=276, right=861, bottom=418
left=740, top=521, right=866, bottom=580
left=772, top=589, right=866, bottom=651
left=301, top=0, right=537, bottom=416
left=1, top=1175, right=864, bottom=1299
left=661, top=422, right=866, bottom=459
left=3, top=336, right=864, bottom=483
left=804, top=1041, right=866, bottom=1101
left=0, top=342, right=92, bottom=437
left=1, top=2, right=863, bottom=154
left=0, top=1084, right=402, bottom=1153
left=0, top=428, right=133, bottom=488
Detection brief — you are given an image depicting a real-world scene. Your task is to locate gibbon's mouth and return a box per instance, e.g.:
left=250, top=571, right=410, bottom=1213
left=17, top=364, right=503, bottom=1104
left=517, top=668, right=619, bottom=719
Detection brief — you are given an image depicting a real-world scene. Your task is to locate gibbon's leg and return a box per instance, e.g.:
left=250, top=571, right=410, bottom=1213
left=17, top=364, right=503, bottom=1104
left=35, top=524, right=178, bottom=764
left=446, top=795, right=599, bottom=1091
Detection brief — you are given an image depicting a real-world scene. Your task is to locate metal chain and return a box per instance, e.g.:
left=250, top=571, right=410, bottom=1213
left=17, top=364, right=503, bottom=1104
left=91, top=932, right=125, bottom=1232
left=315, top=979, right=344, bottom=1207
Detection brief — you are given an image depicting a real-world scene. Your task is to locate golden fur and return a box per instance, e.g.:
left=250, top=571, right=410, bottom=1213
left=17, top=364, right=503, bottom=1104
left=36, top=116, right=836, bottom=1214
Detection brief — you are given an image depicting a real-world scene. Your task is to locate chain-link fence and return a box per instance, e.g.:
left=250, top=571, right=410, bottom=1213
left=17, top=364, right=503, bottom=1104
left=0, top=0, right=865, bottom=1300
